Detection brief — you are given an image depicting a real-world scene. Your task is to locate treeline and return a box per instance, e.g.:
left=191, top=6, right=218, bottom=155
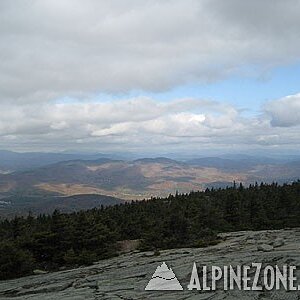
left=0, top=181, right=300, bottom=280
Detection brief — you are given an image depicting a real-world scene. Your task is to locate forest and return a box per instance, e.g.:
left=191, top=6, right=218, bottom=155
left=0, top=181, right=299, bottom=280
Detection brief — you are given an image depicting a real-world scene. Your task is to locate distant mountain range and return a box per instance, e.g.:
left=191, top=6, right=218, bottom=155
left=0, top=150, right=119, bottom=173
left=0, top=150, right=299, bottom=217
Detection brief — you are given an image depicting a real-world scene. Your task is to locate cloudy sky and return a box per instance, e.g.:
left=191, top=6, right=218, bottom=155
left=0, top=0, right=300, bottom=155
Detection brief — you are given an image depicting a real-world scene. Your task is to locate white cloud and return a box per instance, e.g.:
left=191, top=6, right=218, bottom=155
left=0, top=1, right=300, bottom=152
left=0, top=96, right=299, bottom=152
left=265, top=94, right=300, bottom=127
left=1, top=0, right=300, bottom=102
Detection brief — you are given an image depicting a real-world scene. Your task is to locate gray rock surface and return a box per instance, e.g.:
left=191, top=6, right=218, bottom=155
left=273, top=238, right=285, bottom=248
left=257, top=244, right=274, bottom=252
left=1, top=228, right=300, bottom=299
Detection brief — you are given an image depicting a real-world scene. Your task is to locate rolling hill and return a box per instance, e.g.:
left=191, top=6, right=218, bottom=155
left=0, top=152, right=299, bottom=216
left=0, top=156, right=299, bottom=194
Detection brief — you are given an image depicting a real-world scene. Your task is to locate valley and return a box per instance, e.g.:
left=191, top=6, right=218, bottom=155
left=0, top=151, right=299, bottom=216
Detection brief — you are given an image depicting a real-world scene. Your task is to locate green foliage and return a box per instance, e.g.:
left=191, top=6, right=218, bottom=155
left=0, top=241, right=34, bottom=280
left=0, top=181, right=299, bottom=280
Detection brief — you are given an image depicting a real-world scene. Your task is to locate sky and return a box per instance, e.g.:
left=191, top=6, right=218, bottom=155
left=0, top=0, right=300, bottom=155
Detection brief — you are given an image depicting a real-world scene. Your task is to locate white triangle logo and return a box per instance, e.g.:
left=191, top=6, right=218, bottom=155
left=145, top=262, right=183, bottom=291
